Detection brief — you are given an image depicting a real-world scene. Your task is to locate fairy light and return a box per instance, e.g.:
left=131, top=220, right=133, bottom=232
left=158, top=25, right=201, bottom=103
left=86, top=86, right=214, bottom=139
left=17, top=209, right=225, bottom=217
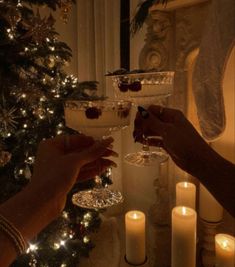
left=23, top=123, right=28, bottom=128
left=62, top=211, right=69, bottom=219
left=47, top=108, right=54, bottom=114
left=26, top=243, right=38, bottom=253
left=60, top=240, right=66, bottom=246
left=24, top=47, right=29, bottom=52
left=49, top=46, right=55, bottom=51
left=83, top=212, right=92, bottom=221
left=53, top=242, right=60, bottom=250
left=62, top=231, right=68, bottom=238
left=7, top=28, right=14, bottom=40
left=83, top=236, right=90, bottom=243
left=84, top=221, right=89, bottom=228
left=20, top=109, right=27, bottom=116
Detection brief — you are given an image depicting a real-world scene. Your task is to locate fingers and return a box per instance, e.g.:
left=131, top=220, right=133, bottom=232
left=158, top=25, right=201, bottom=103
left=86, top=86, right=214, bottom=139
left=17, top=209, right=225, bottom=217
left=148, top=105, right=183, bottom=123
left=133, top=108, right=167, bottom=138
left=41, top=134, right=95, bottom=152
left=64, top=137, right=115, bottom=168
left=78, top=158, right=117, bottom=182
left=64, top=134, right=94, bottom=152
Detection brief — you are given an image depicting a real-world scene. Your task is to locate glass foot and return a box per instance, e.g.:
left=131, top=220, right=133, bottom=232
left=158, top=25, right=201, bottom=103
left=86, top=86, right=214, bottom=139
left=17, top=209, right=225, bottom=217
left=72, top=188, right=124, bottom=209
left=124, top=150, right=168, bottom=167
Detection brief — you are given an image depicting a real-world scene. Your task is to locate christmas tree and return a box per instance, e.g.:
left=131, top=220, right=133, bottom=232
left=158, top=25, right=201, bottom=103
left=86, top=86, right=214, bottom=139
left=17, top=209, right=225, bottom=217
left=0, top=1, right=107, bottom=266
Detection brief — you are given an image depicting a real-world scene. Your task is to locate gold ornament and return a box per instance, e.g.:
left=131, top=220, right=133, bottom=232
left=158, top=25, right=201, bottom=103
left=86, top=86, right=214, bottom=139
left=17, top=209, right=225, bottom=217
left=0, top=105, right=18, bottom=136
left=60, top=0, right=72, bottom=23
left=0, top=151, right=11, bottom=167
left=21, top=10, right=55, bottom=44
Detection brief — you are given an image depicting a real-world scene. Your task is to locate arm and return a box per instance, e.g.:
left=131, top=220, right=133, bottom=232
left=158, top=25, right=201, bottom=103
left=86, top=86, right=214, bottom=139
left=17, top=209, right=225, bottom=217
left=0, top=135, right=116, bottom=266
left=134, top=105, right=235, bottom=217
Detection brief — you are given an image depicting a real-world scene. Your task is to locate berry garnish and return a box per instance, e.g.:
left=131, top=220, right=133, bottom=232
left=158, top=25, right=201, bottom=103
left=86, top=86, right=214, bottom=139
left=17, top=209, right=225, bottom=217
left=129, top=81, right=141, bottom=92
left=85, top=107, right=102, bottom=119
left=118, top=82, right=129, bottom=92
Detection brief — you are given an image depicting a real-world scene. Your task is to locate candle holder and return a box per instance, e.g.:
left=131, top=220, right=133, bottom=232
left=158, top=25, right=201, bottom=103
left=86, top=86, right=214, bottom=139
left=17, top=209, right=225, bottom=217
left=200, top=218, right=222, bottom=267
left=124, top=255, right=148, bottom=266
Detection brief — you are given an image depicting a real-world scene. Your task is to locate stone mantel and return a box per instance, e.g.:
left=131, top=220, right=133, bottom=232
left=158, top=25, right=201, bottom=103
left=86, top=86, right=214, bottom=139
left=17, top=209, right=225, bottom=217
left=139, top=0, right=211, bottom=112
left=150, top=0, right=209, bottom=11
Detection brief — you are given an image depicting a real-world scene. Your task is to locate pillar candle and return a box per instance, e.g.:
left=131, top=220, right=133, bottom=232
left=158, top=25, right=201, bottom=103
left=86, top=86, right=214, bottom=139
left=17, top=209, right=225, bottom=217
left=215, top=234, right=235, bottom=267
left=176, top=182, right=196, bottom=209
left=171, top=206, right=197, bottom=267
left=199, top=183, right=223, bottom=222
left=125, top=210, right=146, bottom=265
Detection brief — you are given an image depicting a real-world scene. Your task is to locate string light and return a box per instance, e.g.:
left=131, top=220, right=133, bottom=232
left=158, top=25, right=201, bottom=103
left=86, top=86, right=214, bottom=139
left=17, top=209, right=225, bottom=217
left=26, top=243, right=38, bottom=253
left=62, top=211, right=69, bottom=219
left=60, top=240, right=66, bottom=246
left=83, top=236, right=90, bottom=243
left=53, top=242, right=60, bottom=250
left=83, top=212, right=92, bottom=221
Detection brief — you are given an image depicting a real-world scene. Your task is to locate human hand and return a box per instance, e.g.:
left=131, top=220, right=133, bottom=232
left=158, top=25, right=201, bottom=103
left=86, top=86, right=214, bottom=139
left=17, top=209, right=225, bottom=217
left=30, top=134, right=117, bottom=216
left=133, top=105, right=212, bottom=174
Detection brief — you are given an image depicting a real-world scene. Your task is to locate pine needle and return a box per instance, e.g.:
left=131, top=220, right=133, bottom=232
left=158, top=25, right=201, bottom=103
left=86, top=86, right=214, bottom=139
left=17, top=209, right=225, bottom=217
left=130, top=0, right=168, bottom=36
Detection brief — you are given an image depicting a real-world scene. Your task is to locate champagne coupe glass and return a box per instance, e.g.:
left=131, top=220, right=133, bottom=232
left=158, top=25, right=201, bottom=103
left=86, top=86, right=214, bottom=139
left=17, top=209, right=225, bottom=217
left=64, top=99, right=132, bottom=209
left=111, top=71, right=175, bottom=167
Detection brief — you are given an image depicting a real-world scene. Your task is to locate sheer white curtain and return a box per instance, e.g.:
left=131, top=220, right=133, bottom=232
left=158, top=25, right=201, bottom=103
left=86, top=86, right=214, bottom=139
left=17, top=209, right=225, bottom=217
left=76, top=1, right=124, bottom=215
left=76, top=0, right=120, bottom=97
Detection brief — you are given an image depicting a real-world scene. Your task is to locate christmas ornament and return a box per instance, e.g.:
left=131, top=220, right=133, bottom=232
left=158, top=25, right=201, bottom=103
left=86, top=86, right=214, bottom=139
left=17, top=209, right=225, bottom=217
left=7, top=6, right=22, bottom=29
left=21, top=11, right=56, bottom=44
left=0, top=151, right=11, bottom=167
left=0, top=105, right=18, bottom=137
left=60, top=0, right=72, bottom=23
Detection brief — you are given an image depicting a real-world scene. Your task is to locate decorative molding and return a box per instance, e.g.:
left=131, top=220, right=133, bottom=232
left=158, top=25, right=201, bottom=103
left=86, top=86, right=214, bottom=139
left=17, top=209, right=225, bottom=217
left=139, top=11, right=173, bottom=70
left=150, top=0, right=210, bottom=11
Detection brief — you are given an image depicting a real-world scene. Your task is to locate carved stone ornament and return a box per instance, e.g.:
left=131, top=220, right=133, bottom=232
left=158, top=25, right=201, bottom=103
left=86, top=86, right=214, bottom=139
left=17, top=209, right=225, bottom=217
left=139, top=11, right=172, bottom=70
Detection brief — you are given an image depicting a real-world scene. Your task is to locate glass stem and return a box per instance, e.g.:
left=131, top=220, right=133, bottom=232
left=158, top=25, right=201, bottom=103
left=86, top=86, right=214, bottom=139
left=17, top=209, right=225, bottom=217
left=142, top=136, right=150, bottom=153
left=94, top=176, right=103, bottom=189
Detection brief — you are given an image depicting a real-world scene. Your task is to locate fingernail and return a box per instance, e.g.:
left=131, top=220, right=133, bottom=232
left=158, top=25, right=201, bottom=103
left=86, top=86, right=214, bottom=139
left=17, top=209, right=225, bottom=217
left=111, top=162, right=117, bottom=168
left=101, top=137, right=114, bottom=144
left=111, top=151, right=119, bottom=157
left=138, top=106, right=149, bottom=119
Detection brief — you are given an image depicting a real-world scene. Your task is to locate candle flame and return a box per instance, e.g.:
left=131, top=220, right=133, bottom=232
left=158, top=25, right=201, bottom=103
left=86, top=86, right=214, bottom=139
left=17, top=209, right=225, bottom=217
left=182, top=207, right=187, bottom=215
left=184, top=182, right=188, bottom=188
left=222, top=240, right=228, bottom=249
left=133, top=213, right=138, bottom=219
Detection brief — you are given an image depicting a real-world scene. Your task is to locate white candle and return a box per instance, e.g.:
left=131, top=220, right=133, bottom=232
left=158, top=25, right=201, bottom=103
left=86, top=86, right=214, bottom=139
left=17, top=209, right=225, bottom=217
left=215, top=234, right=235, bottom=267
left=199, top=183, right=223, bottom=222
left=176, top=182, right=196, bottom=209
left=125, top=210, right=146, bottom=265
left=171, top=206, right=197, bottom=267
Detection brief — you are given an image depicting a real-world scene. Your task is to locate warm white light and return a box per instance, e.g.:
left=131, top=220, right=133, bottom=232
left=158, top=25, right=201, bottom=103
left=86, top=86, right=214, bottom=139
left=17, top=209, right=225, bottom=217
left=182, top=206, right=187, bottom=215
left=83, top=236, right=90, bottom=243
left=26, top=243, right=38, bottom=253
left=62, top=211, right=69, bottom=219
left=60, top=240, right=66, bottom=246
left=222, top=240, right=228, bottom=249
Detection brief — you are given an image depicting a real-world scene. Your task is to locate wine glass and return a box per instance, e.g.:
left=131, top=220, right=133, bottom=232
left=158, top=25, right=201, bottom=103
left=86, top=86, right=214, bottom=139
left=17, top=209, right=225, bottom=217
left=64, top=99, right=132, bottom=209
left=111, top=71, right=174, bottom=167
